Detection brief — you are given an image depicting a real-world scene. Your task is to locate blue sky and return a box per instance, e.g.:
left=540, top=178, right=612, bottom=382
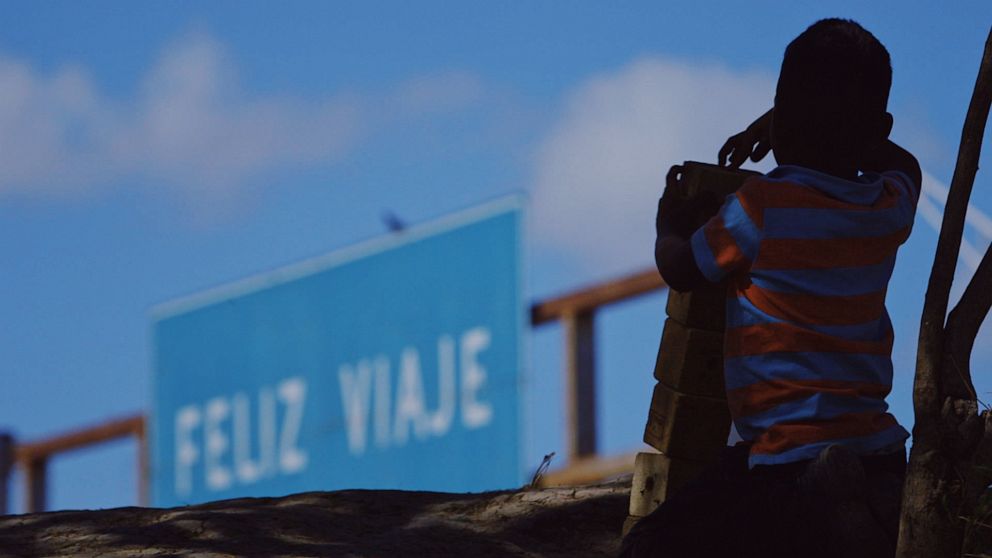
left=2, top=1, right=991, bottom=511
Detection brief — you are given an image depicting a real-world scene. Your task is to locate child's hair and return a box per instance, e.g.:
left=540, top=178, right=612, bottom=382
left=774, top=19, right=892, bottom=165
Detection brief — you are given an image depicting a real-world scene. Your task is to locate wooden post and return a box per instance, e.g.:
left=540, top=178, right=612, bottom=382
left=0, top=433, right=13, bottom=515
left=136, top=421, right=149, bottom=507
left=25, top=457, right=47, bottom=513
left=563, top=310, right=597, bottom=461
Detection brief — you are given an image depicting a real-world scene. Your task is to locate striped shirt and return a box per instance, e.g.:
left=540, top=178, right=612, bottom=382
left=689, top=165, right=918, bottom=467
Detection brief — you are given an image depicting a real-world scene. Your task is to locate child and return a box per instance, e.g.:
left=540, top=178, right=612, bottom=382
left=622, top=19, right=921, bottom=558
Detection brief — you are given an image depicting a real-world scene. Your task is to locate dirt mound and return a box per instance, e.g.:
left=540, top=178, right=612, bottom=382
left=0, top=481, right=629, bottom=557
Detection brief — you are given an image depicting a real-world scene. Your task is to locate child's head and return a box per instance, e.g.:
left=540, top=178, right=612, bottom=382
left=772, top=19, right=893, bottom=176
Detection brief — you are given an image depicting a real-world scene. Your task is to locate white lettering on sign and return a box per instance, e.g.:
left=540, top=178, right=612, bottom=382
left=373, top=356, right=391, bottom=449
left=338, top=361, right=373, bottom=455
left=394, top=347, right=430, bottom=445
left=174, top=406, right=200, bottom=496
left=460, top=327, right=493, bottom=429
left=278, top=378, right=309, bottom=473
left=430, top=335, right=456, bottom=436
left=173, top=376, right=309, bottom=497
left=233, top=392, right=260, bottom=484
left=337, top=326, right=495, bottom=456
left=205, top=397, right=232, bottom=490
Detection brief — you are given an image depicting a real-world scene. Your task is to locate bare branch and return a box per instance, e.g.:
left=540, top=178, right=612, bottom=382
left=944, top=243, right=992, bottom=400
left=913, top=27, right=992, bottom=437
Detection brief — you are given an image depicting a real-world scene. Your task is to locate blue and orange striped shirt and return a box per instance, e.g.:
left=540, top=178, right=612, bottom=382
left=689, top=165, right=919, bottom=466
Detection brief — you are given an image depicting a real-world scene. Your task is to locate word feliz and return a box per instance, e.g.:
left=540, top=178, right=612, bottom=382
left=173, top=377, right=308, bottom=495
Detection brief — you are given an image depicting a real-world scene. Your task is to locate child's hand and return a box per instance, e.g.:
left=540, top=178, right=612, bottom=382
left=718, top=108, right=774, bottom=168
left=657, top=165, right=721, bottom=239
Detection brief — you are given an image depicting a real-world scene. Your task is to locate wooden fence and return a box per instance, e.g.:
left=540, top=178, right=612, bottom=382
left=0, top=268, right=665, bottom=513
left=0, top=415, right=146, bottom=514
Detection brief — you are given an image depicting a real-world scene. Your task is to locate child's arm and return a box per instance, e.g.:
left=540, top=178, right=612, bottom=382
left=655, top=208, right=706, bottom=293
left=861, top=139, right=922, bottom=195
left=654, top=166, right=716, bottom=292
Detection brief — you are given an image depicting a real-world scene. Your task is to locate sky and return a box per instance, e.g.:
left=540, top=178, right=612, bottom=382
left=2, top=1, right=992, bottom=512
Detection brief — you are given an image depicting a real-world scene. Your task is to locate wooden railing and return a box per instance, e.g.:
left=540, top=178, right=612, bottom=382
left=0, top=414, right=146, bottom=514
left=530, top=268, right=665, bottom=485
left=0, top=267, right=665, bottom=513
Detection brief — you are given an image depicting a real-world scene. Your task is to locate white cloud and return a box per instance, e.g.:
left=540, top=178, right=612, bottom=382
left=0, top=58, right=110, bottom=192
left=529, top=57, right=776, bottom=280
left=0, top=31, right=483, bottom=202
left=919, top=170, right=992, bottom=273
left=528, top=56, right=992, bottom=286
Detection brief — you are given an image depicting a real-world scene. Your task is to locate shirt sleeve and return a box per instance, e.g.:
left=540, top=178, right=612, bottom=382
left=689, top=192, right=762, bottom=283
left=882, top=170, right=921, bottom=205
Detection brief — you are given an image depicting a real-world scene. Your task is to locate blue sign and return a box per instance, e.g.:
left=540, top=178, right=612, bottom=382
left=151, top=198, right=525, bottom=506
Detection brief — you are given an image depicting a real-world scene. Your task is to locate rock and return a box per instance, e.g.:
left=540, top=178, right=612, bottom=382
left=0, top=481, right=630, bottom=557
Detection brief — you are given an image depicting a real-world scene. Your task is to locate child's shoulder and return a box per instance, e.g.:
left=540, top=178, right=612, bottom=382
left=742, top=165, right=917, bottom=207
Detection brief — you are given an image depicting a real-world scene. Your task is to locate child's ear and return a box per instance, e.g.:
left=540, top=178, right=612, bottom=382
left=864, top=112, right=894, bottom=154
left=880, top=112, right=894, bottom=140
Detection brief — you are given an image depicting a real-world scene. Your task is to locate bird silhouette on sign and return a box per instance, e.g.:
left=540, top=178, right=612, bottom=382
left=381, top=210, right=406, bottom=233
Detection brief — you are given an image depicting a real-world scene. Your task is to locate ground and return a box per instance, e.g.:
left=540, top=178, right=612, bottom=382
left=0, top=481, right=629, bottom=557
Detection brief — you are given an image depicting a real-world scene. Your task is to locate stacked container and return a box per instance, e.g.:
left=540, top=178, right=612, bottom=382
left=625, top=162, right=758, bottom=535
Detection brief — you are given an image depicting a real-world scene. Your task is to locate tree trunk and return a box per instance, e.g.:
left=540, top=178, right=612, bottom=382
left=896, top=26, right=992, bottom=558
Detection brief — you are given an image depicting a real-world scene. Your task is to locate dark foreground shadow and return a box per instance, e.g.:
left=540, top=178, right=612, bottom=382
left=0, top=482, right=629, bottom=557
